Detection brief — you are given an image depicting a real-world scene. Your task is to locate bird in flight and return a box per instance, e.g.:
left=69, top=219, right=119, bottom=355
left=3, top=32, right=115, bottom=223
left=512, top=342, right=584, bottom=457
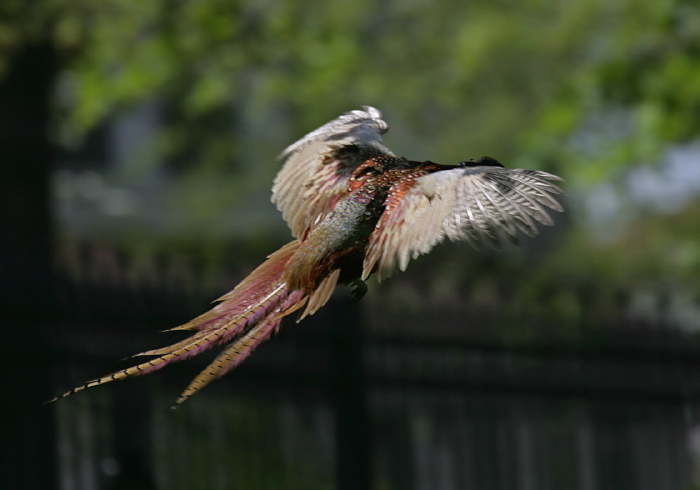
left=51, top=106, right=564, bottom=407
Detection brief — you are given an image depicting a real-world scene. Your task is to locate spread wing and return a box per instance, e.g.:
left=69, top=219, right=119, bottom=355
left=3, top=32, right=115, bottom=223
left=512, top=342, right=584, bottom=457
left=272, top=106, right=394, bottom=238
left=363, top=166, right=565, bottom=281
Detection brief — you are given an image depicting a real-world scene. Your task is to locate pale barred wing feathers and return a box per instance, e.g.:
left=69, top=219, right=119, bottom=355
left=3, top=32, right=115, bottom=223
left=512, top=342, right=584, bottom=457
left=273, top=106, right=394, bottom=238
left=363, top=166, right=564, bottom=281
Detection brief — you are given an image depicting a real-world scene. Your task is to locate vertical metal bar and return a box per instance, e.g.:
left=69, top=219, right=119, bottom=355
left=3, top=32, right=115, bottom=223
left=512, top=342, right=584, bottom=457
left=332, top=300, right=371, bottom=490
left=0, top=43, right=58, bottom=490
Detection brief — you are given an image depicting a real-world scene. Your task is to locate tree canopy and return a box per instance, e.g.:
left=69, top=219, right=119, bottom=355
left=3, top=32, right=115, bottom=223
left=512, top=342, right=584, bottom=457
left=3, top=0, right=700, bottom=323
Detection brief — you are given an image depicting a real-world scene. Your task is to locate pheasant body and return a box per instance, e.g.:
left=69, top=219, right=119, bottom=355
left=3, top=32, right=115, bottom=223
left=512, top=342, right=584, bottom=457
left=51, top=107, right=565, bottom=406
left=284, top=180, right=383, bottom=292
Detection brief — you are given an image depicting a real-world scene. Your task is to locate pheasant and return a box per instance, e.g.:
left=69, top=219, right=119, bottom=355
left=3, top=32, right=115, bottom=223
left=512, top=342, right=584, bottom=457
left=51, top=106, right=564, bottom=407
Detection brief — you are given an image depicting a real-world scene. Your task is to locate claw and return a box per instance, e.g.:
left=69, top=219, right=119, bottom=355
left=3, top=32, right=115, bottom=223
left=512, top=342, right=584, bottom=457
left=349, top=279, right=368, bottom=304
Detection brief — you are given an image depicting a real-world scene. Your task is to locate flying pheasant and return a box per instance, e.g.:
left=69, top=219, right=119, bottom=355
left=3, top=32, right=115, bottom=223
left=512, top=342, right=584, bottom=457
left=51, top=106, right=564, bottom=407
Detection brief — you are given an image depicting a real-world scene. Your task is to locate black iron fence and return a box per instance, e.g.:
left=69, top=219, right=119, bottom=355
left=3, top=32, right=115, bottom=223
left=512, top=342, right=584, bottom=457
left=42, top=240, right=700, bottom=490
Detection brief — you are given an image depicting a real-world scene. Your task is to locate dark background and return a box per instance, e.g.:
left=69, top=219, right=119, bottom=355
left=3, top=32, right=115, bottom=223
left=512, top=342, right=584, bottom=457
left=3, top=2, right=700, bottom=489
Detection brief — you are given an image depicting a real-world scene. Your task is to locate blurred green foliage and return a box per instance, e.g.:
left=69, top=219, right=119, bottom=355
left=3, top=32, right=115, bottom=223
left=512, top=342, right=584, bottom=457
left=3, top=0, right=700, bottom=307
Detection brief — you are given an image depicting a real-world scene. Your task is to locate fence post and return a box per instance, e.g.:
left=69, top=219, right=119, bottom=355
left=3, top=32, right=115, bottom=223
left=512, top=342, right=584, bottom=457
left=0, top=43, right=58, bottom=490
left=332, top=299, right=371, bottom=490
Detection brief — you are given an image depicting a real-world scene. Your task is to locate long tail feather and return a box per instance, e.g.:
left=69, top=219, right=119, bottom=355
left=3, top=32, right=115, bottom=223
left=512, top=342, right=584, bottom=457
left=49, top=240, right=306, bottom=404
left=171, top=290, right=307, bottom=407
left=171, top=319, right=282, bottom=407
left=167, top=241, right=302, bottom=333
left=135, top=282, right=288, bottom=357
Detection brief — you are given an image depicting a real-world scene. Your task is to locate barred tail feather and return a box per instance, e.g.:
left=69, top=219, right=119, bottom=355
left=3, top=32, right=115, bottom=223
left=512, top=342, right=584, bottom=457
left=49, top=240, right=304, bottom=404
left=172, top=320, right=282, bottom=407
left=135, top=282, right=288, bottom=358
left=46, top=353, right=186, bottom=402
left=168, top=241, right=302, bottom=332
left=172, top=290, right=307, bottom=407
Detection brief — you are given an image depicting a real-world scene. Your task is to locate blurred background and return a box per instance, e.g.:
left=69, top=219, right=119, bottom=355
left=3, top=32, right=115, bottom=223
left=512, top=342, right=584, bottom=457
left=2, top=1, right=700, bottom=489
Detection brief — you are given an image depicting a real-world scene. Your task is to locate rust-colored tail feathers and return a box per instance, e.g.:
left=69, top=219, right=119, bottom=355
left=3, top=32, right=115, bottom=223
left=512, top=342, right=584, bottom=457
left=49, top=241, right=308, bottom=408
